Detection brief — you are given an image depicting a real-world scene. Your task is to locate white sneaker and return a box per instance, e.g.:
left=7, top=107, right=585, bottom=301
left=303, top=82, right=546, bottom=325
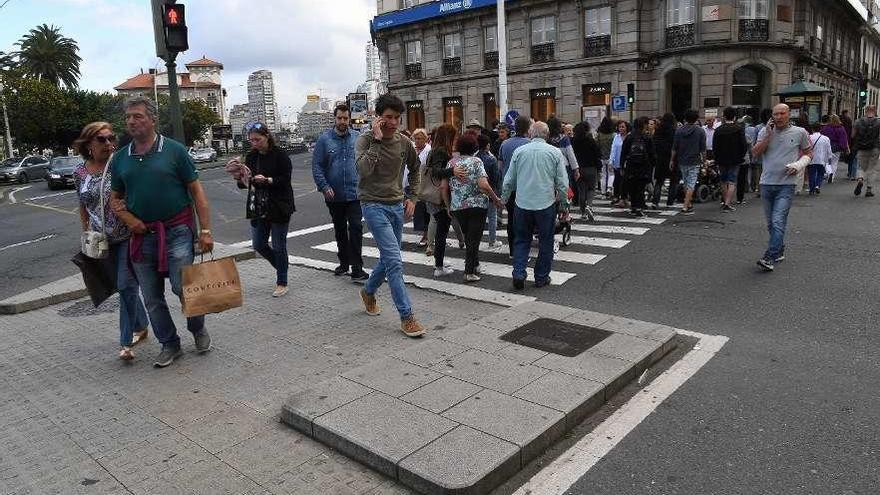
left=474, top=264, right=481, bottom=275
left=488, top=240, right=502, bottom=249
left=553, top=241, right=560, bottom=253
left=463, top=274, right=481, bottom=283
left=433, top=266, right=454, bottom=277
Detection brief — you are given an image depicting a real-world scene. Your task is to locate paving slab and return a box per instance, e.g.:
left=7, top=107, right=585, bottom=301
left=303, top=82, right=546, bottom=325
left=342, top=357, right=444, bottom=397
left=430, top=348, right=549, bottom=394
left=281, top=376, right=373, bottom=436
left=513, top=371, right=606, bottom=428
left=400, top=376, right=482, bottom=414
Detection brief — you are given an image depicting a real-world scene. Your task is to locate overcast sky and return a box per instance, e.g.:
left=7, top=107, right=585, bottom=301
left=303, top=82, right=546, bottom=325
left=0, top=0, right=377, bottom=123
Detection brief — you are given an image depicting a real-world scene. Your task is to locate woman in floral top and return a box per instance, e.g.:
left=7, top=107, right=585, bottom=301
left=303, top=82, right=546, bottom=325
left=446, top=133, right=504, bottom=282
left=74, top=122, right=149, bottom=361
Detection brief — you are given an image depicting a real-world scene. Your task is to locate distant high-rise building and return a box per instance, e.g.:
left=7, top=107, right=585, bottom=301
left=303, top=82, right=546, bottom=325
left=366, top=42, right=381, bottom=82
left=297, top=94, right=335, bottom=141
left=247, top=70, right=279, bottom=131
left=229, top=104, right=249, bottom=142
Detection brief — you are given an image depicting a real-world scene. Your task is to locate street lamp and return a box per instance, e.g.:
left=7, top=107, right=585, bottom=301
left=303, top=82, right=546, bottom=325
left=0, top=81, right=13, bottom=159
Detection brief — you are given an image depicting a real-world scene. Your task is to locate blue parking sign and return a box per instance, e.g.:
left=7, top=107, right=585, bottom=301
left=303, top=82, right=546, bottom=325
left=504, top=110, right=520, bottom=127
left=612, top=95, right=627, bottom=112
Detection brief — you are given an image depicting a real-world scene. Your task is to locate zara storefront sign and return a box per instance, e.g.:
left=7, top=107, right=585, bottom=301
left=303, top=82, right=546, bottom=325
left=372, top=0, right=520, bottom=31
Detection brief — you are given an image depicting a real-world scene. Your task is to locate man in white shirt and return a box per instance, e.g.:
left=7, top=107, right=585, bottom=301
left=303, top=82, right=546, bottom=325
left=807, top=123, right=832, bottom=195
left=703, top=116, right=721, bottom=159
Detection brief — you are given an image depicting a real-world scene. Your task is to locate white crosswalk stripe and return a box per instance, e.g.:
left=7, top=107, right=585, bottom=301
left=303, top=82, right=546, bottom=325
left=588, top=206, right=679, bottom=217
left=590, top=214, right=667, bottom=225
left=568, top=223, right=650, bottom=235
left=491, top=230, right=630, bottom=249
left=311, top=242, right=576, bottom=285
left=593, top=199, right=679, bottom=210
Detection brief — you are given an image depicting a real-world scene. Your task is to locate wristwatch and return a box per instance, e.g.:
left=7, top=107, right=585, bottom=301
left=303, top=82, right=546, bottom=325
left=199, top=229, right=212, bottom=235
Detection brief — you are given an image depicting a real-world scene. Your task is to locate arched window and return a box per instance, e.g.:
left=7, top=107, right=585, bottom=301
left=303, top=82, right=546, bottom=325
left=732, top=66, right=764, bottom=107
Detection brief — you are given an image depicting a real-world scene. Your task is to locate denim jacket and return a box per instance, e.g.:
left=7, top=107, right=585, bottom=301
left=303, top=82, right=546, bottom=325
left=312, top=128, right=359, bottom=202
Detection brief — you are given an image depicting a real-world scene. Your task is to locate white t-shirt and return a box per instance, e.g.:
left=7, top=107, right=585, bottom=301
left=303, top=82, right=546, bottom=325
left=809, top=132, right=832, bottom=166
left=703, top=120, right=721, bottom=150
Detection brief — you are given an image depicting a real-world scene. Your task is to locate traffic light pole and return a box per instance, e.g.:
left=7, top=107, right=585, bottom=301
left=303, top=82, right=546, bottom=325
left=166, top=53, right=185, bottom=144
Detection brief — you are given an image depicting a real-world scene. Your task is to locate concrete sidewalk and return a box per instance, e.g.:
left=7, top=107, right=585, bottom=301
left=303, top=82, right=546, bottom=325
left=0, top=259, right=503, bottom=494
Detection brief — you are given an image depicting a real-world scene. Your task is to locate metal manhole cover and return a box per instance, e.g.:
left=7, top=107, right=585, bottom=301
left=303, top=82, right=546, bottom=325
left=499, top=318, right=612, bottom=357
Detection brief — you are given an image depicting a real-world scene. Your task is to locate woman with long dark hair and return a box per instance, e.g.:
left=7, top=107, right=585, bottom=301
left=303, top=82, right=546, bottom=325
left=597, top=116, right=616, bottom=196
left=610, top=120, right=631, bottom=206
left=620, top=117, right=656, bottom=217
left=546, top=117, right=580, bottom=203
left=651, top=113, right=677, bottom=207
left=571, top=122, right=601, bottom=221
left=423, top=124, right=461, bottom=277
left=226, top=123, right=294, bottom=297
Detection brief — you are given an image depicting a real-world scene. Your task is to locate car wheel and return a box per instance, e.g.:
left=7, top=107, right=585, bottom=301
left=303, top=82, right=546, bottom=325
left=18, top=173, right=28, bottom=184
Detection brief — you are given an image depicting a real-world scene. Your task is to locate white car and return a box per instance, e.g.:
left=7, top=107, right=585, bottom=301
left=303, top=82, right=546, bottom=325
left=189, top=148, right=217, bottom=163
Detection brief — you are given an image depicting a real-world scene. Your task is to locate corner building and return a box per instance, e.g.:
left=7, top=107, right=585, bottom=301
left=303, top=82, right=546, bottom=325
left=371, top=0, right=868, bottom=129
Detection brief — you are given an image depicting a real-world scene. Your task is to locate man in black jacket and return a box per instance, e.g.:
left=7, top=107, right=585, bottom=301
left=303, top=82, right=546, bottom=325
left=713, top=107, right=749, bottom=211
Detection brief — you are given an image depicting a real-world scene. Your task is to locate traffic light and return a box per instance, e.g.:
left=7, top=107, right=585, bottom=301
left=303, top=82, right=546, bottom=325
left=627, top=83, right=635, bottom=104
left=860, top=90, right=868, bottom=107
left=162, top=3, right=188, bottom=53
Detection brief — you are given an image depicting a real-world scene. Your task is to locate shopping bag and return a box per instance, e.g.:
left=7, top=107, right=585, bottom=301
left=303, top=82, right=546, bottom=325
left=71, top=251, right=117, bottom=307
left=180, top=256, right=243, bottom=317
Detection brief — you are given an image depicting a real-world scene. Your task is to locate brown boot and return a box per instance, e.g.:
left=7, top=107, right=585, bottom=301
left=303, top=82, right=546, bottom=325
left=401, top=316, right=425, bottom=338
left=360, top=289, right=380, bottom=316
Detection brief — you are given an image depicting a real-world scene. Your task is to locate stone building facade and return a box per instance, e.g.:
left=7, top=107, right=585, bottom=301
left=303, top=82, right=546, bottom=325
left=371, top=0, right=868, bottom=130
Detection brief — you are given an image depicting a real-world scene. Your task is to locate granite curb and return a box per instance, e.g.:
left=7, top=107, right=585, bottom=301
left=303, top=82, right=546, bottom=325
left=0, top=243, right=257, bottom=315
left=281, top=302, right=680, bottom=495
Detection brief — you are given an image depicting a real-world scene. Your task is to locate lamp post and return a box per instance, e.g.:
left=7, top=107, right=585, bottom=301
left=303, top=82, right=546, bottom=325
left=0, top=82, right=13, bottom=159
left=496, top=0, right=509, bottom=118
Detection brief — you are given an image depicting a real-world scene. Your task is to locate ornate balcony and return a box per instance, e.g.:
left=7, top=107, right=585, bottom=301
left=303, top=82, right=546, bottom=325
left=405, top=63, right=422, bottom=80
left=484, top=51, right=498, bottom=70
left=739, top=18, right=769, bottom=42
left=531, top=43, right=555, bottom=63
left=442, top=57, right=462, bottom=75
left=665, top=23, right=695, bottom=49
left=584, top=35, right=611, bottom=57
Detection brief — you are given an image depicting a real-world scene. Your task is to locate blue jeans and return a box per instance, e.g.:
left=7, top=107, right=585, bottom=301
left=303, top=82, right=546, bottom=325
left=131, top=224, right=205, bottom=350
left=512, top=205, right=555, bottom=283
left=760, top=184, right=795, bottom=261
left=848, top=153, right=858, bottom=179
left=808, top=164, right=825, bottom=192
left=362, top=202, right=412, bottom=320
left=251, top=219, right=289, bottom=285
left=486, top=203, right=497, bottom=243
left=113, top=240, right=149, bottom=347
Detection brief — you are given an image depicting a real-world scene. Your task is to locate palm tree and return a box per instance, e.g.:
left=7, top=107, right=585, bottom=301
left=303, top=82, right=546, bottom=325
left=15, top=24, right=81, bottom=89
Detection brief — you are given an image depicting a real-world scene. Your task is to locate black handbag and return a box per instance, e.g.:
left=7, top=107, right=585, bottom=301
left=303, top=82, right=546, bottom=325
left=245, top=183, right=269, bottom=219
left=71, top=251, right=118, bottom=307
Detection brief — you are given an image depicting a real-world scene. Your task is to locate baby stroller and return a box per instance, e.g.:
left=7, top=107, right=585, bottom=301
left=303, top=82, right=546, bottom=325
left=675, top=160, right=724, bottom=203
left=554, top=189, right=573, bottom=247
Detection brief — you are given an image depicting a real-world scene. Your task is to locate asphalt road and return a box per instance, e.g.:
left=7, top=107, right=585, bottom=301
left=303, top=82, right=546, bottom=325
left=1, top=154, right=878, bottom=493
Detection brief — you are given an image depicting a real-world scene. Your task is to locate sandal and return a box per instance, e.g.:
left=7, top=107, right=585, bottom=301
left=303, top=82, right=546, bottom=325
left=119, top=347, right=134, bottom=361
left=131, top=329, right=149, bottom=346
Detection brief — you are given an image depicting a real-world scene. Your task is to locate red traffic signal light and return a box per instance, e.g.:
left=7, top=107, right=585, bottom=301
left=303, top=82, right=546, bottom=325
left=163, top=4, right=185, bottom=26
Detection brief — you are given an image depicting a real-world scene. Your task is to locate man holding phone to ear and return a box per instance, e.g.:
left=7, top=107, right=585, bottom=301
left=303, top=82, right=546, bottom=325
left=355, top=94, right=424, bottom=337
left=751, top=103, right=812, bottom=272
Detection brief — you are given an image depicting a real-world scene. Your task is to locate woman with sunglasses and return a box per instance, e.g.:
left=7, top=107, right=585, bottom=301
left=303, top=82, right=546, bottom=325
left=73, top=122, right=150, bottom=361
left=226, top=122, right=294, bottom=297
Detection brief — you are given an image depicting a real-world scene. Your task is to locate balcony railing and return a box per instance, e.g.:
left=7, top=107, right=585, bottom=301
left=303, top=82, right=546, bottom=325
left=405, top=63, right=422, bottom=80
left=531, top=42, right=555, bottom=63
left=584, top=35, right=611, bottom=57
left=739, top=18, right=769, bottom=42
left=442, top=57, right=462, bottom=75
left=665, top=24, right=695, bottom=49
left=484, top=51, right=498, bottom=70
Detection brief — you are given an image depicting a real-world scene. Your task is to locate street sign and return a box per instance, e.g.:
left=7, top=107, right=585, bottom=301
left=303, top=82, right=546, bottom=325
left=612, top=95, right=627, bottom=112
left=504, top=110, right=520, bottom=127
left=211, top=124, right=232, bottom=140
left=348, top=93, right=368, bottom=121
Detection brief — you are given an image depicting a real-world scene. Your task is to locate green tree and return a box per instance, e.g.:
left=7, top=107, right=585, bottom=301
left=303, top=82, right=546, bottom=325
left=58, top=89, right=125, bottom=150
left=2, top=76, right=74, bottom=152
left=16, top=24, right=81, bottom=89
left=157, top=97, right=220, bottom=146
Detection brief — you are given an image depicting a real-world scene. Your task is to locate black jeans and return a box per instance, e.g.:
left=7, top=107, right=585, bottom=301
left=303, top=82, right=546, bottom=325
left=432, top=208, right=452, bottom=268
left=327, top=201, right=363, bottom=269
left=505, top=192, right=517, bottom=257
left=736, top=163, right=750, bottom=202
left=613, top=168, right=624, bottom=200
left=452, top=207, right=488, bottom=275
left=413, top=200, right=430, bottom=232
left=627, top=177, right=648, bottom=210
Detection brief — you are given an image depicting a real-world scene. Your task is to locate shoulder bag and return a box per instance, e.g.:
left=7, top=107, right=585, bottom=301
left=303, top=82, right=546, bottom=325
left=418, top=152, right=444, bottom=206
left=80, top=166, right=110, bottom=259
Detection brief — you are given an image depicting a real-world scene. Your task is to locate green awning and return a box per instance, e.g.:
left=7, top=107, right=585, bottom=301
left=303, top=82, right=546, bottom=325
left=773, top=80, right=833, bottom=96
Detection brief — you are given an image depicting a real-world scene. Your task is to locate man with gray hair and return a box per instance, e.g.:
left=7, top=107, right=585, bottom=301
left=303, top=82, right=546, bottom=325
left=501, top=121, right=570, bottom=289
left=109, top=96, right=215, bottom=367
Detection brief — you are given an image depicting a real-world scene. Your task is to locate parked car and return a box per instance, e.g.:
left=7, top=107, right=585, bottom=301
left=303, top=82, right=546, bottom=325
left=46, top=156, right=84, bottom=190
left=0, top=155, right=51, bottom=184
left=189, top=147, right=217, bottom=163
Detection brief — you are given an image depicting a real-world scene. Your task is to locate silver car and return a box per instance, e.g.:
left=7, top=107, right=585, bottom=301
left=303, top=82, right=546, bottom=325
left=189, top=147, right=217, bottom=163
left=0, top=155, right=51, bottom=184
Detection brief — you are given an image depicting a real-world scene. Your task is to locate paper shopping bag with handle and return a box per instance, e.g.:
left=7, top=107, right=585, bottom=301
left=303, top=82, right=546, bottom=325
left=181, top=256, right=243, bottom=317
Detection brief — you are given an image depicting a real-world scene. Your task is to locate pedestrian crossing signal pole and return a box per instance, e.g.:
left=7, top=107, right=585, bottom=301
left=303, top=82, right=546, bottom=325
left=497, top=0, right=508, bottom=119
left=151, top=0, right=188, bottom=143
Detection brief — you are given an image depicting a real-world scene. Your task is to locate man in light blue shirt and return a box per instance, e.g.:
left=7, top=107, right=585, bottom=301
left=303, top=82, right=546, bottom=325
left=502, top=121, right=570, bottom=290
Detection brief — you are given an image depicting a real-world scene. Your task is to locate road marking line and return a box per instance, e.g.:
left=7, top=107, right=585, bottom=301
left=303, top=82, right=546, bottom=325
left=569, top=223, right=649, bottom=235
left=589, top=206, right=678, bottom=217
left=591, top=214, right=666, bottom=225
left=312, top=242, right=577, bottom=285
left=24, top=190, right=75, bottom=201
left=229, top=222, right=336, bottom=248
left=513, top=329, right=729, bottom=495
left=594, top=199, right=678, bottom=210
left=0, top=234, right=57, bottom=252
left=294, top=186, right=318, bottom=199
left=287, top=255, right=535, bottom=307
left=8, top=185, right=31, bottom=204
left=22, top=202, right=76, bottom=215
left=370, top=232, right=605, bottom=265
left=492, top=230, right=630, bottom=249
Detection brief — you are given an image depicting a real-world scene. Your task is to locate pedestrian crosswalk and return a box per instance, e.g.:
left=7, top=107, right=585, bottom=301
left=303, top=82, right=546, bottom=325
left=294, top=203, right=679, bottom=290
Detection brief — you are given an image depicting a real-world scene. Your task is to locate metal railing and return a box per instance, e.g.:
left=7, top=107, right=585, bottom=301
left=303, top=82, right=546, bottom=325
left=405, top=63, right=422, bottom=80
left=484, top=51, right=498, bottom=70
left=665, top=24, right=695, bottom=49
left=584, top=35, right=611, bottom=57
left=531, top=43, right=555, bottom=63
left=738, top=19, right=769, bottom=42
left=442, top=57, right=462, bottom=75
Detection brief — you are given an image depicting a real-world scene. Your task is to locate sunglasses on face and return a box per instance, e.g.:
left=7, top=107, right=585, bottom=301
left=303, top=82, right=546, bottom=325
left=94, top=135, right=117, bottom=144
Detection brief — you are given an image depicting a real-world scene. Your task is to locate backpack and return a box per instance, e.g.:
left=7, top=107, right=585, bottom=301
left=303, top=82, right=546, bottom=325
left=626, top=135, right=648, bottom=168
left=855, top=117, right=880, bottom=151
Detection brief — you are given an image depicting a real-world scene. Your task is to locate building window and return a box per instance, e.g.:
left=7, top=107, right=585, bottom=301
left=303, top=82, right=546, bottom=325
left=732, top=66, right=764, bottom=109
left=531, top=16, right=556, bottom=63
left=484, top=26, right=498, bottom=69
left=405, top=40, right=422, bottom=80
left=738, top=0, right=768, bottom=41
left=406, top=100, right=425, bottom=130
left=401, top=0, right=416, bottom=8
left=484, top=93, right=499, bottom=128
left=585, top=6, right=612, bottom=57
left=443, top=33, right=462, bottom=75
left=443, top=97, right=463, bottom=130
left=666, top=0, right=695, bottom=48
left=530, top=88, right=556, bottom=123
